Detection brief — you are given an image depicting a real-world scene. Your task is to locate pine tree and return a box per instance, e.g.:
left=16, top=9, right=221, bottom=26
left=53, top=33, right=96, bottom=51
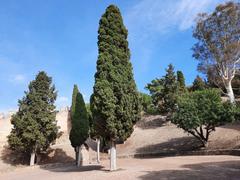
left=162, top=64, right=178, bottom=114
left=191, top=75, right=206, bottom=91
left=8, top=71, right=58, bottom=166
left=177, top=70, right=186, bottom=92
left=69, top=85, right=89, bottom=167
left=90, top=5, right=141, bottom=171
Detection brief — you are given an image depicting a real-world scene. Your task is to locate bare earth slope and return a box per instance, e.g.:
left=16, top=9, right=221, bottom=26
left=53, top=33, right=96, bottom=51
left=117, top=115, right=240, bottom=156
left=0, top=115, right=239, bottom=173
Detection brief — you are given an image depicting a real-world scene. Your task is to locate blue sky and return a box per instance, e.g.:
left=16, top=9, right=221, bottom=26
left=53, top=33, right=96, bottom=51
left=0, top=0, right=227, bottom=112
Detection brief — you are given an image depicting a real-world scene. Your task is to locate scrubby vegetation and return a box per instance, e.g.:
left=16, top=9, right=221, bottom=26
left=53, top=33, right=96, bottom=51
left=172, top=89, right=237, bottom=147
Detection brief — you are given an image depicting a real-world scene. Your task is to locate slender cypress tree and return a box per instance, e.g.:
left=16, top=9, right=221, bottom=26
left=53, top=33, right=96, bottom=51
left=69, top=85, right=89, bottom=167
left=8, top=71, right=58, bottom=166
left=70, top=85, right=78, bottom=120
left=162, top=64, right=178, bottom=114
left=90, top=5, right=141, bottom=171
left=177, top=70, right=186, bottom=92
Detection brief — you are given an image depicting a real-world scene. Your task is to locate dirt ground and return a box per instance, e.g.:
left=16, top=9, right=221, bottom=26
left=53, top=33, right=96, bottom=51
left=0, top=155, right=239, bottom=180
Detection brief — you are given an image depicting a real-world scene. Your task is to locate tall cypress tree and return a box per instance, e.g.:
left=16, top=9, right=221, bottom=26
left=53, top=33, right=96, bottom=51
left=70, top=85, right=78, bottom=120
left=90, top=5, right=141, bottom=171
left=69, top=85, right=89, bottom=167
left=8, top=71, right=58, bottom=166
left=162, top=64, right=178, bottom=114
left=177, top=70, right=186, bottom=92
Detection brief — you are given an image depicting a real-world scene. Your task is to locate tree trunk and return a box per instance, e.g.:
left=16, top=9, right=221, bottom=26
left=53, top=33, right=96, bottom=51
left=110, top=140, right=116, bottom=171
left=201, top=140, right=208, bottom=148
left=76, top=146, right=82, bottom=167
left=225, top=80, right=235, bottom=103
left=96, top=138, right=100, bottom=163
left=30, top=151, right=35, bottom=166
left=75, top=147, right=78, bottom=165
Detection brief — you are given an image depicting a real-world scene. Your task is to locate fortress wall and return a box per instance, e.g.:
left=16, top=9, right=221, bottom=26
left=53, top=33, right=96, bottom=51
left=0, top=107, right=71, bottom=145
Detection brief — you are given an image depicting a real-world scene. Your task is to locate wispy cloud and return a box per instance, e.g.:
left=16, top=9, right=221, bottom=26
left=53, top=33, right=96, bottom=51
left=125, top=0, right=226, bottom=73
left=9, top=74, right=26, bottom=84
left=13, top=74, right=25, bottom=82
left=125, top=0, right=226, bottom=34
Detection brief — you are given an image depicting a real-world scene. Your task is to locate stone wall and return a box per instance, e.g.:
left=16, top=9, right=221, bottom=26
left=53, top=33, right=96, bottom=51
left=0, top=107, right=71, bottom=145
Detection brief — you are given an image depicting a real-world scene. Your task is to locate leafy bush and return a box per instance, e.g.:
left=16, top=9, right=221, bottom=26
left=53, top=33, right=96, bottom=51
left=234, top=101, right=240, bottom=121
left=139, top=92, right=158, bottom=115
left=172, top=89, right=235, bottom=147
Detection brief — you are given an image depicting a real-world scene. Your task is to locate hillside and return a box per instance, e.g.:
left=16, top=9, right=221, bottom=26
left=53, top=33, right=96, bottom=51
left=0, top=115, right=240, bottom=171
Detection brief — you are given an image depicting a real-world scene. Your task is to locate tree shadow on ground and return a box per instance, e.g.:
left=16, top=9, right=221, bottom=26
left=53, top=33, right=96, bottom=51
left=39, top=148, right=75, bottom=164
left=135, top=136, right=202, bottom=156
left=0, top=146, right=75, bottom=166
left=219, top=121, right=240, bottom=131
left=40, top=163, right=104, bottom=173
left=138, top=160, right=240, bottom=180
left=136, top=115, right=167, bottom=129
left=0, top=145, right=29, bottom=166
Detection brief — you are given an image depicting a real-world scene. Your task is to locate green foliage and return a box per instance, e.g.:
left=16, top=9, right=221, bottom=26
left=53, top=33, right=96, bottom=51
left=139, top=92, right=158, bottom=115
left=8, top=71, right=58, bottom=154
left=172, top=89, right=235, bottom=146
left=192, top=2, right=240, bottom=103
left=90, top=5, right=141, bottom=142
left=191, top=75, right=206, bottom=91
left=177, top=71, right=186, bottom=92
left=145, top=78, right=164, bottom=111
left=69, top=85, right=89, bottom=148
left=146, top=64, right=178, bottom=114
left=162, top=64, right=178, bottom=114
left=85, top=103, right=96, bottom=139
left=70, top=85, right=78, bottom=119
left=235, top=102, right=240, bottom=121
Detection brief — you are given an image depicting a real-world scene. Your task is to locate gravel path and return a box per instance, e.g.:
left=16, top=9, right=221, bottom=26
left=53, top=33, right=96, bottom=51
left=1, top=155, right=240, bottom=180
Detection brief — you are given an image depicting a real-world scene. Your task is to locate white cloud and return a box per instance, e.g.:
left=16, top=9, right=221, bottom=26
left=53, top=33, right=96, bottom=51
left=124, top=0, right=227, bottom=73
left=125, top=0, right=226, bottom=34
left=14, top=74, right=25, bottom=82
left=9, top=74, right=26, bottom=84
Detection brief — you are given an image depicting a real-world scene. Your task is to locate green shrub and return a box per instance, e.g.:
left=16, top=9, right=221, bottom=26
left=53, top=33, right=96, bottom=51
left=139, top=92, right=158, bottom=115
left=172, top=89, right=235, bottom=147
left=234, top=101, right=240, bottom=121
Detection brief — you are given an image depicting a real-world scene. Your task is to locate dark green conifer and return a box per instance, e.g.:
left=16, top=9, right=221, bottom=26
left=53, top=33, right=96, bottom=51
left=8, top=71, right=58, bottom=166
left=191, top=75, right=206, bottom=91
left=177, top=70, right=186, bottom=92
left=69, top=85, right=89, bottom=166
left=90, top=5, right=141, bottom=170
left=162, top=64, right=178, bottom=114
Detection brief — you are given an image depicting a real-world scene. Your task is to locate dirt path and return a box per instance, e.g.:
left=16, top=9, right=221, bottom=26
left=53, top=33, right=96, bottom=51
left=0, top=155, right=239, bottom=180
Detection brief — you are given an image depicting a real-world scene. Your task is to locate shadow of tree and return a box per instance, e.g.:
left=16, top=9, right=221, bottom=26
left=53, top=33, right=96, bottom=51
left=0, top=146, right=75, bottom=166
left=135, top=136, right=202, bottom=156
left=39, top=148, right=75, bottom=164
left=136, top=115, right=167, bottom=129
left=138, top=160, right=240, bottom=180
left=220, top=121, right=240, bottom=131
left=40, top=163, right=104, bottom=172
left=0, top=145, right=29, bottom=166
